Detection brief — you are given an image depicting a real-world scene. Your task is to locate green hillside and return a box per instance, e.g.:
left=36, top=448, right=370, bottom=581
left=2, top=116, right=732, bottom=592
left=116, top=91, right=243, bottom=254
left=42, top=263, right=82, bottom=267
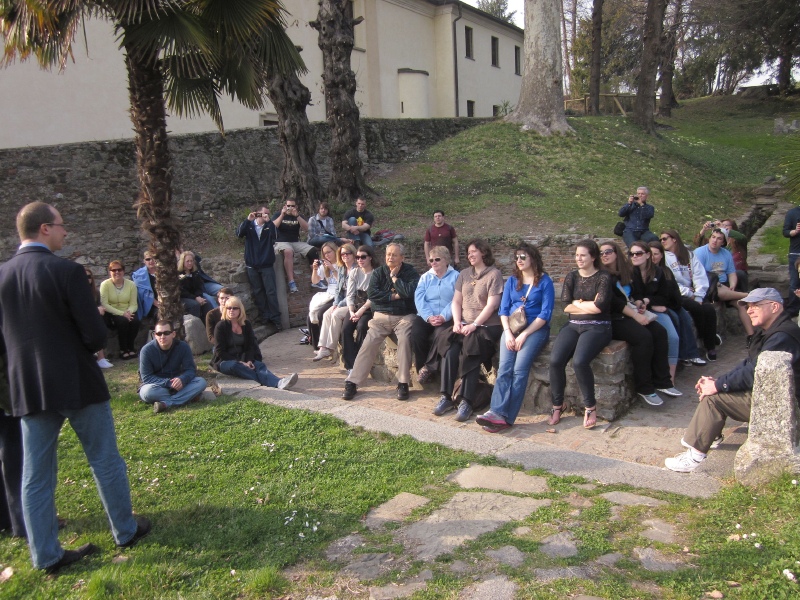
left=372, top=95, right=800, bottom=240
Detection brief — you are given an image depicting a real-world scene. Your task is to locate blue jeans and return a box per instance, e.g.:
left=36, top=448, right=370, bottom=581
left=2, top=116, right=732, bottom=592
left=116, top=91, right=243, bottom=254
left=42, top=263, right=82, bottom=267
left=203, top=282, right=223, bottom=299
left=622, top=229, right=658, bottom=248
left=489, top=326, right=550, bottom=424
left=675, top=307, right=701, bottom=360
left=246, top=265, right=281, bottom=326
left=653, top=312, right=678, bottom=365
left=217, top=360, right=280, bottom=387
left=786, top=253, right=800, bottom=316
left=346, top=217, right=373, bottom=247
left=549, top=322, right=612, bottom=408
left=139, top=377, right=208, bottom=407
left=308, top=234, right=341, bottom=247
left=21, top=401, right=137, bottom=569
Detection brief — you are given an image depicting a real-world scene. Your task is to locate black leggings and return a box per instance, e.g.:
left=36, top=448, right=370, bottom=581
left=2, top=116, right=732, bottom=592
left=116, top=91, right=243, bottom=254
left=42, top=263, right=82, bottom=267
left=549, top=322, right=612, bottom=408
left=611, top=317, right=672, bottom=394
left=342, top=311, right=372, bottom=369
left=104, top=313, right=140, bottom=353
left=681, top=297, right=717, bottom=350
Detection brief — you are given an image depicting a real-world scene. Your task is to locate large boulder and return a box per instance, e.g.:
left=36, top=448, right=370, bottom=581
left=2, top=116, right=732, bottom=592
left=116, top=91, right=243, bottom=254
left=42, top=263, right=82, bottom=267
left=183, top=314, right=212, bottom=355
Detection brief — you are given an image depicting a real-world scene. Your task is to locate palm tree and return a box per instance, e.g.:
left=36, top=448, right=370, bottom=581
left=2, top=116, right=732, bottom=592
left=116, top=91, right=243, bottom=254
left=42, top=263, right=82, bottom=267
left=1, top=0, right=304, bottom=330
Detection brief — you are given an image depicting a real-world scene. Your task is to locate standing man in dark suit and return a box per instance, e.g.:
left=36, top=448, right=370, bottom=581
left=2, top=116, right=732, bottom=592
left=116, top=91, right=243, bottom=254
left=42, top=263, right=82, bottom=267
left=237, top=205, right=282, bottom=333
left=0, top=202, right=150, bottom=574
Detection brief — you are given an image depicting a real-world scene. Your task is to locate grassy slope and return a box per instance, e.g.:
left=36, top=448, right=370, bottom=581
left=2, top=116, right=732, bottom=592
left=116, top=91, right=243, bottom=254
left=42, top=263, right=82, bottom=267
left=371, top=95, right=800, bottom=241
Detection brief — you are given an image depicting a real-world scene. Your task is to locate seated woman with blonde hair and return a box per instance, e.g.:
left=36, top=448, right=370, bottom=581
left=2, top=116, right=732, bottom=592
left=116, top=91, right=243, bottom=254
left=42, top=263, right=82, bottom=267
left=178, top=250, right=217, bottom=321
left=211, top=296, right=298, bottom=389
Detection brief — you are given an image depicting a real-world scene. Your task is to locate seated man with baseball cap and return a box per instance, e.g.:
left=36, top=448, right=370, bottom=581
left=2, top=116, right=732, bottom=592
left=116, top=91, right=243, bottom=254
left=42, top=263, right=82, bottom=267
left=666, top=288, right=800, bottom=472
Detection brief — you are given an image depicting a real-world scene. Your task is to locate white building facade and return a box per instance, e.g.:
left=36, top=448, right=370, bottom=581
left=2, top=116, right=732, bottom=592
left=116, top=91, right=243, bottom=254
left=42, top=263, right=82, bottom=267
left=0, top=0, right=523, bottom=149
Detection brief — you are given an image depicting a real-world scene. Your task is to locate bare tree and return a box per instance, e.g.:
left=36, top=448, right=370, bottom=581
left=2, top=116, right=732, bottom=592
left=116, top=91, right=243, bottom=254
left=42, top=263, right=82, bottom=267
left=588, top=0, right=605, bottom=115
left=507, top=0, right=573, bottom=135
left=310, top=0, right=371, bottom=206
left=266, top=65, right=323, bottom=217
left=633, top=0, right=668, bottom=134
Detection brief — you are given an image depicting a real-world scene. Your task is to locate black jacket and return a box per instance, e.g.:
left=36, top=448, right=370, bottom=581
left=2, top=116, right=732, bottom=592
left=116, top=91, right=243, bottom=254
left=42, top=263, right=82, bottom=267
left=211, top=320, right=262, bottom=370
left=716, top=311, right=800, bottom=397
left=368, top=262, right=419, bottom=315
left=632, top=266, right=681, bottom=312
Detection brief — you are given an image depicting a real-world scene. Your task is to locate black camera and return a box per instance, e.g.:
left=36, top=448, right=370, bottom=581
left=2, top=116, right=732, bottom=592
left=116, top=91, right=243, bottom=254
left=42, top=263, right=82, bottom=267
left=632, top=196, right=639, bottom=201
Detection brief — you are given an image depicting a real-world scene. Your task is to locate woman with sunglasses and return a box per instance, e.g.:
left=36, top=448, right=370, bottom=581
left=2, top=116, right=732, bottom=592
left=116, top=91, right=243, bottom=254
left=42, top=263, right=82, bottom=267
left=341, top=245, right=378, bottom=372
left=660, top=229, right=719, bottom=362
left=307, top=242, right=341, bottom=350
left=412, top=246, right=459, bottom=384
left=475, top=244, right=554, bottom=432
left=629, top=241, right=681, bottom=387
left=212, top=296, right=298, bottom=389
left=86, top=268, right=113, bottom=369
left=599, top=242, right=678, bottom=406
left=548, top=240, right=613, bottom=429
left=649, top=241, right=707, bottom=367
left=100, top=260, right=140, bottom=359
left=432, top=239, right=504, bottom=422
left=178, top=251, right=216, bottom=321
left=313, top=243, right=358, bottom=361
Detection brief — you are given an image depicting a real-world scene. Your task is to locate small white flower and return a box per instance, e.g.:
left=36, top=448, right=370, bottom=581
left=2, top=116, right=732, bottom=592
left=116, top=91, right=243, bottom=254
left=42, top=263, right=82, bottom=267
left=230, top=570, right=236, bottom=576
left=743, top=534, right=748, bottom=539
left=735, top=524, right=741, bottom=529
left=754, top=542, right=762, bottom=549
left=298, top=533, right=305, bottom=538
left=793, top=480, right=798, bottom=486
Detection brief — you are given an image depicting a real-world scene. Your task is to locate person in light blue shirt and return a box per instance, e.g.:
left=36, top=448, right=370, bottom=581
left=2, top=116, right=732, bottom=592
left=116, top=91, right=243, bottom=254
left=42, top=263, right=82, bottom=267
left=411, top=246, right=459, bottom=383
left=694, top=229, right=753, bottom=337
left=476, top=243, right=554, bottom=432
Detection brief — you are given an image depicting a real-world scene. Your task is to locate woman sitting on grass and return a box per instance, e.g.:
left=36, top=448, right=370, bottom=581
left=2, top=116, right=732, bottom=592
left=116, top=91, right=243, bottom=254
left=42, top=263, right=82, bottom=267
left=211, top=296, right=298, bottom=390
left=475, top=243, right=554, bottom=433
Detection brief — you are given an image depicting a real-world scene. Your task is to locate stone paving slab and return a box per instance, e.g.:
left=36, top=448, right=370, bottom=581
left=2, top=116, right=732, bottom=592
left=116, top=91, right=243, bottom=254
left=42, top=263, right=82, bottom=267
left=599, top=491, right=667, bottom=507
left=365, top=493, right=430, bottom=530
left=533, top=566, right=596, bottom=582
left=641, top=518, right=677, bottom=543
left=447, top=465, right=549, bottom=494
left=633, top=547, right=687, bottom=572
left=486, top=545, right=526, bottom=567
left=369, top=569, right=432, bottom=600
left=460, top=576, right=518, bottom=599
left=398, top=492, right=551, bottom=560
left=539, top=531, right=579, bottom=558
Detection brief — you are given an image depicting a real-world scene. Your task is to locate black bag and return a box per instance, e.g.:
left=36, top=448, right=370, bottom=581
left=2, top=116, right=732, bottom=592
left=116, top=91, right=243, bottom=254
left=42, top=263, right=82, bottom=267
left=353, top=290, right=368, bottom=311
left=613, top=221, right=626, bottom=237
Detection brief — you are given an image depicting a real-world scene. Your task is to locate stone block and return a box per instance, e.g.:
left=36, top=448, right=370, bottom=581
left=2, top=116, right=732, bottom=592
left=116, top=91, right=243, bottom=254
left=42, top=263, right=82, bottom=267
left=735, top=351, right=800, bottom=486
left=183, top=314, right=212, bottom=355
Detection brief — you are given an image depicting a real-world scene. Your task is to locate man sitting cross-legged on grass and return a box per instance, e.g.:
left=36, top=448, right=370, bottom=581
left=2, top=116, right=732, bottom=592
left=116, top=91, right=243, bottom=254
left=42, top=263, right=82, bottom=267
left=139, top=321, right=208, bottom=414
left=666, top=288, right=800, bottom=472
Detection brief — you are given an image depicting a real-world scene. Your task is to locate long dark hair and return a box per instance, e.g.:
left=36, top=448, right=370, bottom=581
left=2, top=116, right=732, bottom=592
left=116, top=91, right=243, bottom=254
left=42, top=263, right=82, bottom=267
left=512, top=243, right=544, bottom=290
left=576, top=239, right=601, bottom=270
left=631, top=241, right=656, bottom=283
left=661, top=229, right=690, bottom=266
left=647, top=241, right=675, bottom=281
left=466, top=238, right=495, bottom=267
left=599, top=241, right=632, bottom=286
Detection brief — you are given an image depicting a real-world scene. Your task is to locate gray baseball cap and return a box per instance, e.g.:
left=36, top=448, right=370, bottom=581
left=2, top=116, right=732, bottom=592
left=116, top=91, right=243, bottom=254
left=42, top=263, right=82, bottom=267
left=737, top=288, right=783, bottom=306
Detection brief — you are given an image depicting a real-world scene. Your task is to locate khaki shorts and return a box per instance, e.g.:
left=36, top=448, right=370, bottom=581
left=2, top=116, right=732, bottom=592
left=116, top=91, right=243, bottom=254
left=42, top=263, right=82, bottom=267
left=274, top=241, right=315, bottom=257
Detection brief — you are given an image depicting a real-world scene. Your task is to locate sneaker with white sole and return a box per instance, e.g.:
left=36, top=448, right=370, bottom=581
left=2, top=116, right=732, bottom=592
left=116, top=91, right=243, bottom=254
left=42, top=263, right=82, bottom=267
left=288, top=281, right=299, bottom=294
left=665, top=450, right=704, bottom=472
left=277, top=373, right=298, bottom=390
left=657, top=387, right=682, bottom=397
left=682, top=435, right=724, bottom=451
left=681, top=357, right=707, bottom=366
left=312, top=281, right=328, bottom=290
left=639, top=392, right=664, bottom=406
left=432, top=395, right=455, bottom=416
left=454, top=399, right=473, bottom=422
left=716, top=334, right=723, bottom=346
left=96, top=358, right=114, bottom=369
left=312, top=347, right=332, bottom=361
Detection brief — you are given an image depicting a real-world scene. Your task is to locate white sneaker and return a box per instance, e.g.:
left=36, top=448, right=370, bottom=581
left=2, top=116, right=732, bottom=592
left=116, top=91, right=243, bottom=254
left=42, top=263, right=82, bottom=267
left=639, top=392, right=664, bottom=406
left=682, top=357, right=707, bottom=366
left=312, top=348, right=332, bottom=362
left=682, top=435, right=724, bottom=451
left=657, top=387, right=682, bottom=397
left=97, top=358, right=114, bottom=369
left=665, top=450, right=704, bottom=472
left=277, top=373, right=298, bottom=390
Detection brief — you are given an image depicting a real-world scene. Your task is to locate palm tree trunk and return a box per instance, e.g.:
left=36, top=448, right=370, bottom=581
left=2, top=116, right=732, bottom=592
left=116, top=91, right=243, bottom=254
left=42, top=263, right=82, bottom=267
left=125, top=49, right=184, bottom=335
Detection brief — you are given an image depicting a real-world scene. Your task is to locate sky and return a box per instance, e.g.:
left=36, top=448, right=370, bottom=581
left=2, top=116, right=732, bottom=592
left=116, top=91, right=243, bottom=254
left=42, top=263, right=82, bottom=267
left=462, top=0, right=526, bottom=28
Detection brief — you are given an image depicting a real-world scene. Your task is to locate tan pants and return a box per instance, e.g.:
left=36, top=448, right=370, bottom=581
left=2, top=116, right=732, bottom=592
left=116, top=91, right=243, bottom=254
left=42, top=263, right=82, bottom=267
left=683, top=390, right=751, bottom=453
left=318, top=306, right=350, bottom=349
left=347, top=312, right=415, bottom=386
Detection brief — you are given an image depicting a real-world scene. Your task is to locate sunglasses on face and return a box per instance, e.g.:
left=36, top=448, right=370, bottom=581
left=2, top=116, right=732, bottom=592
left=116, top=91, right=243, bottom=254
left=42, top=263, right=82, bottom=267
left=515, top=254, right=528, bottom=261
left=429, top=257, right=443, bottom=263
left=356, top=254, right=369, bottom=260
left=599, top=249, right=615, bottom=256
left=659, top=237, right=670, bottom=242
left=228, top=307, right=241, bottom=311
left=340, top=251, right=353, bottom=256
left=144, top=257, right=155, bottom=262
left=629, top=251, right=647, bottom=258
left=110, top=268, right=124, bottom=273
left=154, top=331, right=173, bottom=337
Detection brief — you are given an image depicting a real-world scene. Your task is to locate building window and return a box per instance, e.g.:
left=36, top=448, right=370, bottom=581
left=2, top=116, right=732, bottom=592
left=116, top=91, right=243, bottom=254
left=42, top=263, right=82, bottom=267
left=514, top=46, right=521, bottom=75
left=467, top=100, right=475, bottom=117
left=491, top=37, right=499, bottom=67
left=260, top=113, right=279, bottom=127
left=465, top=27, right=473, bottom=59
left=493, top=105, right=500, bottom=117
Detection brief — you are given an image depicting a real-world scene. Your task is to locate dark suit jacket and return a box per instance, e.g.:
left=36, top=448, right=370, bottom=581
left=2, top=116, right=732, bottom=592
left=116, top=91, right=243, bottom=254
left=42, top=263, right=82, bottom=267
left=0, top=245, right=109, bottom=417
left=211, top=320, right=262, bottom=370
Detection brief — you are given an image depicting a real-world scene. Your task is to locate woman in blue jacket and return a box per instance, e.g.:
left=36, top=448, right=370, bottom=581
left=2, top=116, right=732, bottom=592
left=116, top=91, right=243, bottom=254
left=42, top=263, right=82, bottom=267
left=476, top=243, right=554, bottom=433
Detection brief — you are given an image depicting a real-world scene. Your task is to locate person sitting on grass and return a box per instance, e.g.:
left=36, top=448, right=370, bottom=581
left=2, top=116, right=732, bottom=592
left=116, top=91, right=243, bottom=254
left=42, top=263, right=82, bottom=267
left=666, top=288, right=800, bottom=472
left=139, top=320, right=208, bottom=414
left=211, top=297, right=298, bottom=390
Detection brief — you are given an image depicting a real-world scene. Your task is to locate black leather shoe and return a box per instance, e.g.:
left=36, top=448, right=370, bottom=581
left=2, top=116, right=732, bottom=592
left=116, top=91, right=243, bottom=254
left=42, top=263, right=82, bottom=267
left=343, top=381, right=358, bottom=400
left=44, top=543, right=98, bottom=574
left=118, top=516, right=152, bottom=548
left=396, top=383, right=409, bottom=400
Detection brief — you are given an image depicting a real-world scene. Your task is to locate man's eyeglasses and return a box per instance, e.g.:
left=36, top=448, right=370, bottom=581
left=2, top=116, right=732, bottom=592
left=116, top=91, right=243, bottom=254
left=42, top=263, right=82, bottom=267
left=599, top=249, right=615, bottom=256
left=429, top=257, right=443, bottom=263
left=110, top=268, right=124, bottom=273
left=515, top=254, right=528, bottom=261
left=659, top=237, right=671, bottom=242
left=154, top=331, right=173, bottom=337
left=356, top=254, right=369, bottom=260
left=144, top=257, right=155, bottom=262
left=629, top=251, right=646, bottom=258
left=45, top=222, right=66, bottom=229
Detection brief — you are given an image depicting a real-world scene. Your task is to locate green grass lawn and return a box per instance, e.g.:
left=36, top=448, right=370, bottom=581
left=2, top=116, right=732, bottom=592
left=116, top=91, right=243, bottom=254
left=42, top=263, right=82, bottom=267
left=2, top=363, right=800, bottom=598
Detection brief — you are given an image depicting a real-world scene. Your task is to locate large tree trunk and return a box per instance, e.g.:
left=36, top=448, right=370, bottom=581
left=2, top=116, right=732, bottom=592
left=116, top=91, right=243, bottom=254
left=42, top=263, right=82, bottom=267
left=560, top=0, right=572, bottom=97
left=506, top=0, right=573, bottom=135
left=310, top=0, right=370, bottom=206
left=777, top=41, right=793, bottom=95
left=633, top=0, right=668, bottom=134
left=125, top=50, right=184, bottom=335
left=588, top=0, right=605, bottom=116
left=266, top=68, right=323, bottom=218
left=657, top=0, right=682, bottom=117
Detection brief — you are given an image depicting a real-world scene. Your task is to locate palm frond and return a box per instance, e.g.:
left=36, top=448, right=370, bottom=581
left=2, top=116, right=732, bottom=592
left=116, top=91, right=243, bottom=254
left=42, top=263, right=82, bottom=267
left=163, top=67, right=223, bottom=130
